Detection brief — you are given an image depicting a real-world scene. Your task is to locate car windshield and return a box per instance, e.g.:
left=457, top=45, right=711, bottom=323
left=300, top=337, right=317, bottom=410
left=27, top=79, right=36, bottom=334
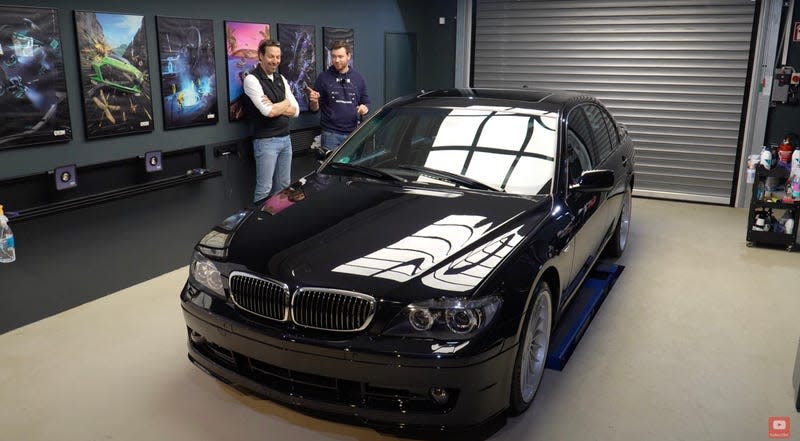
left=328, top=105, right=559, bottom=195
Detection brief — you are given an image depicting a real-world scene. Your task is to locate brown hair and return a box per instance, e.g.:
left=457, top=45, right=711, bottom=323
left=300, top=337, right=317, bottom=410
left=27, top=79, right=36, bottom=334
left=258, top=39, right=281, bottom=55
left=329, top=40, right=351, bottom=55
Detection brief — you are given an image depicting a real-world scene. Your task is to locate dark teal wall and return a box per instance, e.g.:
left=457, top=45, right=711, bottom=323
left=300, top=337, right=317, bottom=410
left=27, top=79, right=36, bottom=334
left=765, top=3, right=800, bottom=145
left=0, top=0, right=456, bottom=180
left=399, top=0, right=458, bottom=92
left=0, top=0, right=457, bottom=332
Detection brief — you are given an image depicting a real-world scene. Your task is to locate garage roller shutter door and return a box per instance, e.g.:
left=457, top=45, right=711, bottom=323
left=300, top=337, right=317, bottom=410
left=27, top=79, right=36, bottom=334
left=473, top=0, right=756, bottom=204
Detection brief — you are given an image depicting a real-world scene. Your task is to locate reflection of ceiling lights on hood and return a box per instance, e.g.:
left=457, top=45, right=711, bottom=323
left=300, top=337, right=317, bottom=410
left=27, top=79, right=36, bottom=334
left=421, top=225, right=524, bottom=292
left=331, top=213, right=525, bottom=291
left=332, top=214, right=494, bottom=282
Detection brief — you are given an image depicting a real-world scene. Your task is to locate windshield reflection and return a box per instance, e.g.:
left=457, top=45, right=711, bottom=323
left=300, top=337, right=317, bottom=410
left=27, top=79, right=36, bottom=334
left=331, top=106, right=558, bottom=195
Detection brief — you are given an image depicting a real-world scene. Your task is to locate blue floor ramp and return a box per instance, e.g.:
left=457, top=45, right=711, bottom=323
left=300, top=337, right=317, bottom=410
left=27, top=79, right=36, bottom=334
left=545, top=263, right=625, bottom=371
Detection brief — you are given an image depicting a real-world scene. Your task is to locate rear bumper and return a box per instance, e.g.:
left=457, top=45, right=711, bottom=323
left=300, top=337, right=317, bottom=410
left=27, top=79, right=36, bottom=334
left=181, top=291, right=517, bottom=430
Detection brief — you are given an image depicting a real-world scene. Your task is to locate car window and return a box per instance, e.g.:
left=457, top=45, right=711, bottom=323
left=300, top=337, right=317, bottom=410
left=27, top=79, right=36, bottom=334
left=598, top=106, right=619, bottom=145
left=566, top=108, right=594, bottom=185
left=566, top=132, right=592, bottom=185
left=340, top=111, right=415, bottom=165
left=582, top=104, right=613, bottom=163
left=334, top=106, right=559, bottom=196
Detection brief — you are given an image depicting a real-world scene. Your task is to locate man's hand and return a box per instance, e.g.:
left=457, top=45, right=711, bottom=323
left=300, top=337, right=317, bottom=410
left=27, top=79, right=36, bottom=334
left=306, top=84, right=320, bottom=111
left=282, top=98, right=298, bottom=117
left=260, top=95, right=273, bottom=105
left=356, top=104, right=369, bottom=116
left=267, top=98, right=292, bottom=118
left=305, top=85, right=320, bottom=102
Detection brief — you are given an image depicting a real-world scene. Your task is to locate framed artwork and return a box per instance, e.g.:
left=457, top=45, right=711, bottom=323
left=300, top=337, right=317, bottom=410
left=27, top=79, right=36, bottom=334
left=224, top=21, right=269, bottom=122
left=322, top=27, right=354, bottom=69
left=156, top=17, right=218, bottom=130
left=74, top=11, right=153, bottom=139
left=277, top=23, right=316, bottom=112
left=0, top=6, right=72, bottom=150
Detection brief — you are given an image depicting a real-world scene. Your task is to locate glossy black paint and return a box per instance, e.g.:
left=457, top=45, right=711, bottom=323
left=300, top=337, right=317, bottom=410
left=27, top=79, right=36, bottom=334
left=180, top=88, right=635, bottom=430
left=228, top=174, right=548, bottom=301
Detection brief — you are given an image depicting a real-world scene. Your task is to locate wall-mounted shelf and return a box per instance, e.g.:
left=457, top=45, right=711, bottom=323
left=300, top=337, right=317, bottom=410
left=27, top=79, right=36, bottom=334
left=0, top=146, right=221, bottom=223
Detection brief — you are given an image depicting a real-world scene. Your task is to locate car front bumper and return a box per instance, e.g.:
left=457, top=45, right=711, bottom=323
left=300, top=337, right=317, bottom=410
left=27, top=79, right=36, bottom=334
left=181, top=287, right=517, bottom=430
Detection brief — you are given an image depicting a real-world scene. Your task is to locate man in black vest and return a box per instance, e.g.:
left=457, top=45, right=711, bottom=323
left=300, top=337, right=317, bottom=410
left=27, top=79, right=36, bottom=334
left=243, top=39, right=299, bottom=202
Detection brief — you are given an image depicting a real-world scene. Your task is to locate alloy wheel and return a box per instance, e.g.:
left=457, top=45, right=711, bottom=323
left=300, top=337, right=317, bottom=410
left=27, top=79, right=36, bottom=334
left=619, top=187, right=632, bottom=251
left=519, top=287, right=553, bottom=403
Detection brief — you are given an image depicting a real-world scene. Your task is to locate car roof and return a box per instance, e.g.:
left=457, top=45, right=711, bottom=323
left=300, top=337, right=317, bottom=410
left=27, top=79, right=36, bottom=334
left=393, top=88, right=597, bottom=113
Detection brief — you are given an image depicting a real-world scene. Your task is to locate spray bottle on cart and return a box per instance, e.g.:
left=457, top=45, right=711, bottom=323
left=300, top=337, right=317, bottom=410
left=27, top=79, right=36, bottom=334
left=760, top=145, right=773, bottom=169
left=790, top=150, right=800, bottom=201
left=0, top=204, right=15, bottom=263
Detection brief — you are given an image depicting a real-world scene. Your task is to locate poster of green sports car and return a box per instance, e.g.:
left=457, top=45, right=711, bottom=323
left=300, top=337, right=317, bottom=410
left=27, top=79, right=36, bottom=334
left=74, top=11, right=153, bottom=139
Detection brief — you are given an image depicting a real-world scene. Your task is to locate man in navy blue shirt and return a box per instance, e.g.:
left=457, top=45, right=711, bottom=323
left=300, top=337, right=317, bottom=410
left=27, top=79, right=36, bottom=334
left=307, top=41, right=370, bottom=152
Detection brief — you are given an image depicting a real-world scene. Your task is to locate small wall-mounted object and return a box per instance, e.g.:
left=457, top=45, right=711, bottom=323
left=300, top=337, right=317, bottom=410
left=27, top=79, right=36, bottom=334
left=213, top=143, right=238, bottom=158
left=0, top=146, right=220, bottom=222
left=145, top=150, right=163, bottom=173
left=772, top=66, right=798, bottom=105
left=54, top=165, right=77, bottom=191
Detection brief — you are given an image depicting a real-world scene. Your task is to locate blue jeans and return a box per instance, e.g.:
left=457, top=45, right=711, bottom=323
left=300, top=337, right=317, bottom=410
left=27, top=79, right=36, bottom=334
left=321, top=130, right=350, bottom=152
left=253, top=135, right=292, bottom=202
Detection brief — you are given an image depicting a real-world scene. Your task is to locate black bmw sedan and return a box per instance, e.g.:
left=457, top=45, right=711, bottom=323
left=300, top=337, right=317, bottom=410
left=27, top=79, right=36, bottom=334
left=181, top=88, right=634, bottom=431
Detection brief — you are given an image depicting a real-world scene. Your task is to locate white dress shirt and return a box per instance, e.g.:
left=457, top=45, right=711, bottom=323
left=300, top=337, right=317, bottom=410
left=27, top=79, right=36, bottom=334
left=242, top=72, right=300, bottom=117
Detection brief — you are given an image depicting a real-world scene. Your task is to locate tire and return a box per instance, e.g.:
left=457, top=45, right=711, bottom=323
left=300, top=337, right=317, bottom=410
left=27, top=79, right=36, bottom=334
left=605, top=183, right=632, bottom=258
left=509, top=281, right=553, bottom=415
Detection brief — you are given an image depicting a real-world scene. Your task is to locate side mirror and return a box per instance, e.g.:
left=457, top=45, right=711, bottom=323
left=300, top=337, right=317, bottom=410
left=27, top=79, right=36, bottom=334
left=313, top=146, right=334, bottom=161
left=571, top=169, right=614, bottom=192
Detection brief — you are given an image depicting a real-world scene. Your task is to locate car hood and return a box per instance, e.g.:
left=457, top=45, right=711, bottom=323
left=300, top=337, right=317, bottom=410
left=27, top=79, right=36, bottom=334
left=226, top=173, right=550, bottom=301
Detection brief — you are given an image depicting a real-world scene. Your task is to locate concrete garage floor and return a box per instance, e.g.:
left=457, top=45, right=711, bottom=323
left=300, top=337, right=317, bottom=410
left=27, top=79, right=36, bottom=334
left=1, top=197, right=799, bottom=441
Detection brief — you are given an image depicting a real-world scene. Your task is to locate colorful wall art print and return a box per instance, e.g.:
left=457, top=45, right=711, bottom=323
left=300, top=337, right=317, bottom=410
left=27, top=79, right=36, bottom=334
left=322, top=27, right=354, bottom=69
left=0, top=6, right=72, bottom=150
left=225, top=21, right=269, bottom=122
left=74, top=11, right=153, bottom=139
left=278, top=23, right=316, bottom=112
left=156, top=17, right=218, bottom=130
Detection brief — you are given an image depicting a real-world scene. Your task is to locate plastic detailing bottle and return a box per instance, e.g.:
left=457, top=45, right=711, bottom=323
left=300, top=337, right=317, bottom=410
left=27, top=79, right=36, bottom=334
left=791, top=149, right=800, bottom=179
left=756, top=180, right=765, bottom=200
left=0, top=204, right=16, bottom=263
left=760, top=145, right=773, bottom=169
left=792, top=176, right=800, bottom=201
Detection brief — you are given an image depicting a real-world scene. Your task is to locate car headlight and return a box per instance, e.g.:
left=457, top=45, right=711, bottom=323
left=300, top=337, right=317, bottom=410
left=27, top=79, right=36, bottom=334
left=220, top=210, right=249, bottom=230
left=190, top=251, right=225, bottom=298
left=196, top=210, right=250, bottom=258
left=197, top=229, right=229, bottom=258
left=384, top=296, right=502, bottom=340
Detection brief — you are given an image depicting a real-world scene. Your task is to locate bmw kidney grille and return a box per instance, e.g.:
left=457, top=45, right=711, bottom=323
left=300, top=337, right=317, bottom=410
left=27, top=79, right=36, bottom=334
left=228, top=272, right=375, bottom=332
